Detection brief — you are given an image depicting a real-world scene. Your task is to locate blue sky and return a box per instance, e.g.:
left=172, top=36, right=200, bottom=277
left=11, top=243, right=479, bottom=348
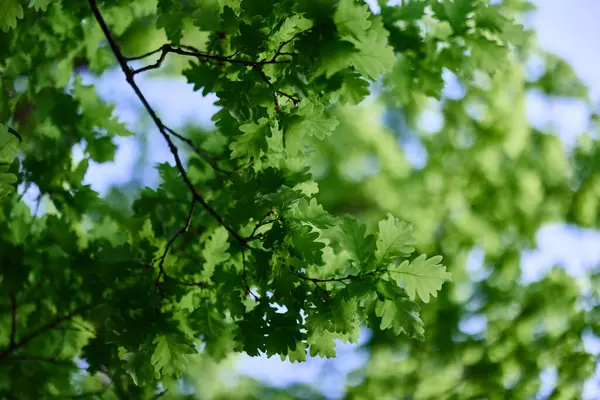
left=19, top=1, right=600, bottom=397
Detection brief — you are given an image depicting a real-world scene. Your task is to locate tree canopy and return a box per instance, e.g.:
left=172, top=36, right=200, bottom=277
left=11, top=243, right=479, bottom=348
left=1, top=0, right=599, bottom=399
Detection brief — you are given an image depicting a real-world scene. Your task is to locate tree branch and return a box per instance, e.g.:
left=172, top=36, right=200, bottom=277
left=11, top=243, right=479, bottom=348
left=291, top=270, right=354, bottom=284
left=162, top=124, right=231, bottom=178
left=154, top=200, right=205, bottom=313
left=129, top=44, right=290, bottom=75
left=87, top=0, right=248, bottom=248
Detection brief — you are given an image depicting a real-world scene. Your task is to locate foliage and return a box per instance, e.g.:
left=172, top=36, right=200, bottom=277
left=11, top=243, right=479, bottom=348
left=0, top=0, right=599, bottom=399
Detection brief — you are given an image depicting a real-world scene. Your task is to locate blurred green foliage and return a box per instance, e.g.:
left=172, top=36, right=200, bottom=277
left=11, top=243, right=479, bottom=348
left=1, top=0, right=599, bottom=399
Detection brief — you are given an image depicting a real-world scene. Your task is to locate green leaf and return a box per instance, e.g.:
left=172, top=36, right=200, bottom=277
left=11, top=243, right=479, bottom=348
left=308, top=330, right=337, bottom=358
left=230, top=118, right=271, bottom=160
left=272, top=14, right=313, bottom=44
left=0, top=125, right=20, bottom=202
left=285, top=197, right=334, bottom=229
left=289, top=223, right=326, bottom=265
left=376, top=214, right=416, bottom=263
left=389, top=254, right=452, bottom=303
left=0, top=0, right=23, bottom=31
left=73, top=76, right=133, bottom=137
left=0, top=124, right=20, bottom=164
left=86, top=136, right=117, bottom=163
left=337, top=71, right=371, bottom=105
left=0, top=166, right=18, bottom=203
left=349, top=29, right=396, bottom=79
left=202, top=226, right=231, bottom=279
left=30, top=0, right=53, bottom=11
left=192, top=0, right=221, bottom=31
left=334, top=0, right=372, bottom=40
left=468, top=36, right=509, bottom=72
left=183, top=62, right=222, bottom=96
left=284, top=99, right=339, bottom=142
left=312, top=39, right=358, bottom=79
left=284, top=341, right=308, bottom=363
left=156, top=0, right=187, bottom=44
left=337, top=216, right=376, bottom=270
left=151, top=334, right=194, bottom=379
left=375, top=293, right=425, bottom=340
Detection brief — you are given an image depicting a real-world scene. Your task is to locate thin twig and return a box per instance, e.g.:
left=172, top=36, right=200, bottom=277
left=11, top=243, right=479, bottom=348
left=242, top=248, right=260, bottom=301
left=162, top=124, right=231, bottom=177
left=155, top=200, right=199, bottom=313
left=249, top=210, right=277, bottom=240
left=88, top=0, right=248, bottom=247
left=270, top=27, right=314, bottom=62
left=291, top=270, right=353, bottom=284
left=277, top=90, right=300, bottom=105
left=253, top=67, right=299, bottom=112
left=152, top=389, right=168, bottom=399
left=130, top=44, right=290, bottom=75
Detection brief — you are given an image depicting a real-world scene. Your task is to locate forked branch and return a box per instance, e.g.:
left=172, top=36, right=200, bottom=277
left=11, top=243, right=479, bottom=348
left=87, top=0, right=248, bottom=248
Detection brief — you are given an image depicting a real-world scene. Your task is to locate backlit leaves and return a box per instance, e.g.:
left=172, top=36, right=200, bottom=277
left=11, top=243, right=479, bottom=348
left=334, top=0, right=372, bottom=40
left=8, top=0, right=575, bottom=397
left=151, top=334, right=194, bottom=379
left=284, top=100, right=339, bottom=141
left=0, top=125, right=20, bottom=202
left=389, top=254, right=452, bottom=303
left=0, top=0, right=23, bottom=31
left=376, top=214, right=416, bottom=263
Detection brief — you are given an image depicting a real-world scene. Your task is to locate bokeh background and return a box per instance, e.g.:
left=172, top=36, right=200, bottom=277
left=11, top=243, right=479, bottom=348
left=19, top=0, right=600, bottom=397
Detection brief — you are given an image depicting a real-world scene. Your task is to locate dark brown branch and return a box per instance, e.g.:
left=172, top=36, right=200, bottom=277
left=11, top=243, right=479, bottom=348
left=291, top=271, right=353, bottom=284
left=152, top=389, right=168, bottom=399
left=7, top=127, right=22, bottom=142
left=241, top=248, right=259, bottom=301
left=126, top=46, right=164, bottom=62
left=253, top=67, right=300, bottom=112
left=130, top=44, right=290, bottom=75
left=0, top=306, right=87, bottom=362
left=249, top=210, right=277, bottom=240
left=88, top=0, right=248, bottom=248
left=276, top=90, right=300, bottom=105
left=270, top=27, right=314, bottom=62
left=162, top=124, right=231, bottom=177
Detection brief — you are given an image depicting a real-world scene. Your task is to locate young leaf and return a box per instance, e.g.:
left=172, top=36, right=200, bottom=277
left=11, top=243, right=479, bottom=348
left=284, top=99, right=339, bottom=141
left=0, top=0, right=23, bottom=31
left=308, top=330, right=337, bottom=358
left=230, top=118, right=271, bottom=160
left=285, top=197, right=334, bottom=229
left=349, top=29, right=396, bottom=79
left=337, top=216, right=376, bottom=270
left=389, top=254, right=452, bottom=303
left=334, top=0, right=372, bottom=40
left=151, top=334, right=193, bottom=379
left=202, top=226, right=231, bottom=279
left=337, top=71, right=371, bottom=105
left=375, top=295, right=425, bottom=340
left=376, top=214, right=416, bottom=263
